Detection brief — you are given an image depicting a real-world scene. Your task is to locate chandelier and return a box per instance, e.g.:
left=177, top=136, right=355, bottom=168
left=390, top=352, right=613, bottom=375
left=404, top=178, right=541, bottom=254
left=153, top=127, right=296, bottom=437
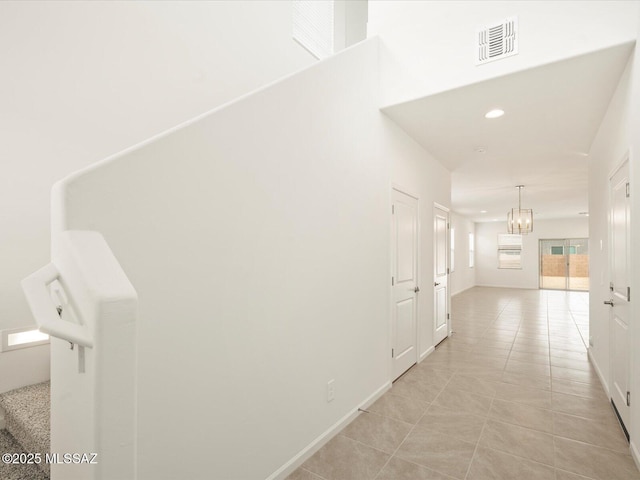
left=507, top=185, right=533, bottom=234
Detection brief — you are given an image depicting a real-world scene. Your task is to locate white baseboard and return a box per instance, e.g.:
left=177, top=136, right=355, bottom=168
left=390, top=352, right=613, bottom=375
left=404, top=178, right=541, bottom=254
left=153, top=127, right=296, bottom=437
left=451, top=286, right=474, bottom=297
left=588, top=348, right=610, bottom=397
left=631, top=440, right=640, bottom=471
left=419, top=346, right=435, bottom=363
left=268, top=381, right=392, bottom=480
left=474, top=284, right=538, bottom=290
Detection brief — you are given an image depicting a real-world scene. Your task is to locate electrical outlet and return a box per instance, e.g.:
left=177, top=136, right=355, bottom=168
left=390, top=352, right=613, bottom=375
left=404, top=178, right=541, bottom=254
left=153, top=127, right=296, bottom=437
left=327, top=379, right=335, bottom=402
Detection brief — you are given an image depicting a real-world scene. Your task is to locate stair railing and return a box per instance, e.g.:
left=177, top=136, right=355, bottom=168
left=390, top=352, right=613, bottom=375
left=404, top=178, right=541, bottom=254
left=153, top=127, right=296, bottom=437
left=22, top=263, right=93, bottom=348
left=22, top=230, right=138, bottom=480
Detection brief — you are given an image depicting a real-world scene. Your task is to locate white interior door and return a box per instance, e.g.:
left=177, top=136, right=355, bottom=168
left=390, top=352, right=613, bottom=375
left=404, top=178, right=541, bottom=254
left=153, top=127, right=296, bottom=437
left=434, top=205, right=449, bottom=345
left=391, top=189, right=418, bottom=380
left=609, top=159, right=631, bottom=432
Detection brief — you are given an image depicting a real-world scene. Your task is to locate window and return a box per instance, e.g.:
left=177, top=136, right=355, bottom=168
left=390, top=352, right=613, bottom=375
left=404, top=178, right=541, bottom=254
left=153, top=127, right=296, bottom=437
left=551, top=245, right=576, bottom=255
left=1, top=327, right=49, bottom=352
left=469, top=233, right=474, bottom=268
left=498, top=234, right=522, bottom=269
left=292, top=0, right=335, bottom=59
left=450, top=228, right=455, bottom=272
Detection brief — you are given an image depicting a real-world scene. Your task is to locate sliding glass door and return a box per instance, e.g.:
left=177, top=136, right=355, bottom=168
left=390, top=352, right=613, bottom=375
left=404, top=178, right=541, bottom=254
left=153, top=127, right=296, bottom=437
left=539, top=238, right=589, bottom=291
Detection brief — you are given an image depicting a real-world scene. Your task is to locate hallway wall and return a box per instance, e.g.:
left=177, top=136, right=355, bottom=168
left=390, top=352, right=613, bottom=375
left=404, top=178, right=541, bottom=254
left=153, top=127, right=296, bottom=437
left=450, top=213, right=476, bottom=296
left=587, top=53, right=633, bottom=396
left=629, top=17, right=640, bottom=462
left=389, top=127, right=451, bottom=358
left=0, top=0, right=316, bottom=394
left=475, top=218, right=589, bottom=290
left=53, top=39, right=449, bottom=479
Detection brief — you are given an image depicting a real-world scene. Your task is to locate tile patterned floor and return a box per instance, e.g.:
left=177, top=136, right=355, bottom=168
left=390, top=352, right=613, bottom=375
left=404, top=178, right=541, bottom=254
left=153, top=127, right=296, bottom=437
left=540, top=276, right=589, bottom=291
left=287, top=287, right=640, bottom=480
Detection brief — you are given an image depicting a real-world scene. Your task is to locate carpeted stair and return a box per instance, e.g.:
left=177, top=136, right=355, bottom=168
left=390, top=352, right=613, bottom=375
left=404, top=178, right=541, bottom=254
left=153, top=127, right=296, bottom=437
left=0, top=382, right=50, bottom=480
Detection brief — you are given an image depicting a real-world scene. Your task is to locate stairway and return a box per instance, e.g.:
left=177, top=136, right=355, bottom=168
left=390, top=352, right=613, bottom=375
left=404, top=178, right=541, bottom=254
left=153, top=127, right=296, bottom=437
left=0, top=382, right=50, bottom=480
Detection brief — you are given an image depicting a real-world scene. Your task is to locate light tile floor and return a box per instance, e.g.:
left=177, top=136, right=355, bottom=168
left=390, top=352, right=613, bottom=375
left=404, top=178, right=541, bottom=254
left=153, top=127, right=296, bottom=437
left=287, top=287, right=640, bottom=480
left=540, top=276, right=589, bottom=291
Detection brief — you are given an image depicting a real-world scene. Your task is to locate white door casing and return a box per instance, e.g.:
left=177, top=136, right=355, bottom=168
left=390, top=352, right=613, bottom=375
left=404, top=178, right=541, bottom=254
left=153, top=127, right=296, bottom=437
left=609, top=158, right=631, bottom=431
left=434, top=205, right=449, bottom=346
left=391, top=189, right=419, bottom=381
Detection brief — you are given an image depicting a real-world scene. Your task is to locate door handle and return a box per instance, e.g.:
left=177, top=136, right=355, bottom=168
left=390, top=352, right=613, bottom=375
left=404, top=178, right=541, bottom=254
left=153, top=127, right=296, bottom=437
left=434, top=282, right=440, bottom=287
left=414, top=286, right=420, bottom=293
left=604, top=299, right=614, bottom=307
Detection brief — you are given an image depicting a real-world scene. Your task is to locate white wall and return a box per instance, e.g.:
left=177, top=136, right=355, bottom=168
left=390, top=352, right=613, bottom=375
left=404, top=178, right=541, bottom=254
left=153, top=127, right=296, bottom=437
left=450, top=213, right=476, bottom=296
left=387, top=120, right=451, bottom=358
left=588, top=7, right=640, bottom=463
left=475, top=218, right=589, bottom=289
left=588, top=54, right=633, bottom=394
left=628, top=11, right=640, bottom=462
left=368, top=1, right=639, bottom=106
left=53, top=39, right=448, bottom=480
left=335, top=0, right=368, bottom=51
left=0, top=345, right=50, bottom=395
left=0, top=0, right=315, bottom=393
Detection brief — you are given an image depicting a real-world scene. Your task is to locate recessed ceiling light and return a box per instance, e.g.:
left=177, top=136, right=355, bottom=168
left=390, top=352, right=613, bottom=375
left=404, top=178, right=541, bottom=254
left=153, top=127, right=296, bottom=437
left=480, top=210, right=487, bottom=213
left=579, top=212, right=589, bottom=216
left=485, top=109, right=505, bottom=119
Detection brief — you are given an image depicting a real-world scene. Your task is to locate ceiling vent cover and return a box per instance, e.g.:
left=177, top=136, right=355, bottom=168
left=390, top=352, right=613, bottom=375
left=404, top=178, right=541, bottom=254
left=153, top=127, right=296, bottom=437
left=476, top=17, right=518, bottom=65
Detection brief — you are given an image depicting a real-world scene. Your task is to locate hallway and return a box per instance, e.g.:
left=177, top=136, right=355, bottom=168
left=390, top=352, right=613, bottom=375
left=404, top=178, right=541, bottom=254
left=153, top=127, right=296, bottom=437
left=288, top=287, right=639, bottom=480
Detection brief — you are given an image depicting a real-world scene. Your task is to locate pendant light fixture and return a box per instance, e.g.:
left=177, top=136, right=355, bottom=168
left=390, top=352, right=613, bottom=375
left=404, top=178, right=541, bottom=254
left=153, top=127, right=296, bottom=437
left=507, top=185, right=533, bottom=234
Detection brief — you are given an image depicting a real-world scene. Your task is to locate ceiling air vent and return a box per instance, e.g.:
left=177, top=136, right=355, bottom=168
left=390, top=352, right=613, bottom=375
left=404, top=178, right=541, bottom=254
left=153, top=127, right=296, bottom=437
left=476, top=17, right=518, bottom=65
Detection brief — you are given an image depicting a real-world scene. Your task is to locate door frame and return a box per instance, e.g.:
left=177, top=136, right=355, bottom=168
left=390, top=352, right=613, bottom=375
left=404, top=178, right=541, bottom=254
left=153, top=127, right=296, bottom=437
left=390, top=185, right=420, bottom=380
left=433, top=202, right=451, bottom=344
left=607, top=154, right=631, bottom=436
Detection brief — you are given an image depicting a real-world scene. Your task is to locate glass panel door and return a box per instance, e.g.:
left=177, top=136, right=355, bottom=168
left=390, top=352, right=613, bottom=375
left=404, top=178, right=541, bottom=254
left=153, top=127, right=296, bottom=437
left=539, top=238, right=589, bottom=291
left=540, top=239, right=567, bottom=290
left=568, top=238, right=589, bottom=291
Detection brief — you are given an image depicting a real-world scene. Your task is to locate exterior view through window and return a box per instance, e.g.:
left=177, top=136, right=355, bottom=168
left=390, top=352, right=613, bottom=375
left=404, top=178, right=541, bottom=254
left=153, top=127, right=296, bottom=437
left=539, top=238, right=589, bottom=291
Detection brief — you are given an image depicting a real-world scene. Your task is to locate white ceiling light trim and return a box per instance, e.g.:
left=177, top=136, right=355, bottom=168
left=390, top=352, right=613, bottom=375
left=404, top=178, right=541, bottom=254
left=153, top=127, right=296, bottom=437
left=485, top=108, right=505, bottom=119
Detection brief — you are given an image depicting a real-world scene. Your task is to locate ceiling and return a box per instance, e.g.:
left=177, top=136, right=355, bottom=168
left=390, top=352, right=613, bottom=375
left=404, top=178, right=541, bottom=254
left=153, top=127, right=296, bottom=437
left=382, top=43, right=634, bottom=223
